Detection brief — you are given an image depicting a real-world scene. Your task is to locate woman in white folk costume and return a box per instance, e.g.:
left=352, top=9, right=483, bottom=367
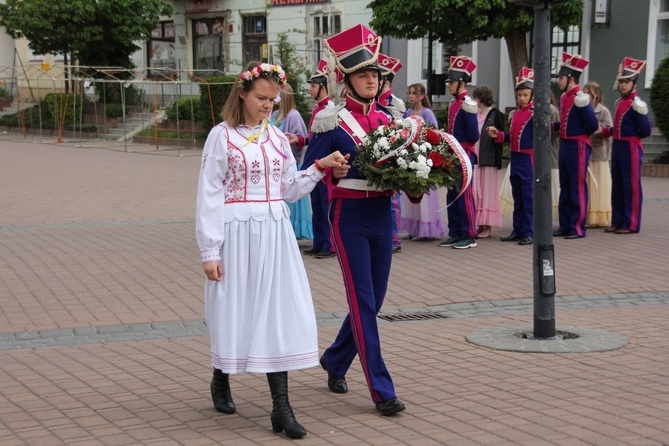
left=195, top=61, right=347, bottom=439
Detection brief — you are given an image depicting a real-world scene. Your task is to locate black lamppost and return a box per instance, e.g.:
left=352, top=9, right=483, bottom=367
left=509, top=0, right=557, bottom=339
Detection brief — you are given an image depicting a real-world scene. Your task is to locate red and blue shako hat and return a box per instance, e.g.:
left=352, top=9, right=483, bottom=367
left=446, top=55, right=476, bottom=83
left=515, top=67, right=534, bottom=90
left=309, top=58, right=343, bottom=86
left=617, top=56, right=646, bottom=82
left=377, top=53, right=403, bottom=82
left=323, top=24, right=383, bottom=75
left=557, top=52, right=589, bottom=78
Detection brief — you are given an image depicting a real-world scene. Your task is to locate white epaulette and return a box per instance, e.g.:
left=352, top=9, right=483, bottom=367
left=385, top=105, right=404, bottom=121
left=632, top=96, right=648, bottom=115
left=462, top=95, right=478, bottom=114
left=392, top=95, right=407, bottom=113
left=574, top=91, right=590, bottom=108
left=311, top=103, right=345, bottom=134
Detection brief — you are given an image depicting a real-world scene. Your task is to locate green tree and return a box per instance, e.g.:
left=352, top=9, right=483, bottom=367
left=274, top=32, right=311, bottom=123
left=650, top=57, right=669, bottom=142
left=368, top=0, right=583, bottom=82
left=0, top=0, right=171, bottom=69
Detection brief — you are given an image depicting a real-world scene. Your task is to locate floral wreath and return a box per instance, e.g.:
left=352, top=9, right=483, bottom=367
left=238, top=63, right=288, bottom=89
left=353, top=116, right=472, bottom=198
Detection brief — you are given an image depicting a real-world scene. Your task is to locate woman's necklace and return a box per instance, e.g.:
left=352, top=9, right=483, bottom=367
left=245, top=119, right=268, bottom=143
left=239, top=119, right=268, bottom=147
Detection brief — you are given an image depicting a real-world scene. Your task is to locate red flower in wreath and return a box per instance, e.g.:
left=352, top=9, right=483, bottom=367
left=427, top=151, right=444, bottom=168
left=425, top=129, right=441, bottom=146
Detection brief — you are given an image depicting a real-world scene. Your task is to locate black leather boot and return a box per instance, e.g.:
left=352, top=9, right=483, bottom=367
left=211, top=369, right=235, bottom=414
left=266, top=372, right=306, bottom=439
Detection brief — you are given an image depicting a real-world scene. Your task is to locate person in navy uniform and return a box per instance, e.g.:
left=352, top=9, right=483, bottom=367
left=552, top=52, right=599, bottom=239
left=377, top=53, right=406, bottom=253
left=597, top=57, right=651, bottom=234
left=299, top=59, right=339, bottom=258
left=438, top=55, right=480, bottom=249
left=303, top=24, right=419, bottom=416
left=487, top=67, right=535, bottom=246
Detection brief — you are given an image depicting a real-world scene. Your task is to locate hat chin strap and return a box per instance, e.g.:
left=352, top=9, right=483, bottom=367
left=346, top=79, right=378, bottom=104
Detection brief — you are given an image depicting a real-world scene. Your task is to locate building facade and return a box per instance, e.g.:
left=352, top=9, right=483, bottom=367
left=2, top=0, right=667, bottom=119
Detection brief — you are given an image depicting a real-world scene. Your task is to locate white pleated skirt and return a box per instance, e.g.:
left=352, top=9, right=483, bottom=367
left=205, top=216, right=319, bottom=374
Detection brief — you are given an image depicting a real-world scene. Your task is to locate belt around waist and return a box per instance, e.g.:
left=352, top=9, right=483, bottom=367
left=337, top=178, right=385, bottom=191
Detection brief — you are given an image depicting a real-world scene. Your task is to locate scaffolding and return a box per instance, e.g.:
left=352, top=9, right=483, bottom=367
left=0, top=64, right=233, bottom=156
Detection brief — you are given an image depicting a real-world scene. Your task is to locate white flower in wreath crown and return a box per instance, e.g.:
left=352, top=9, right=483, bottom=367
left=378, top=137, right=390, bottom=149
left=397, top=158, right=408, bottom=169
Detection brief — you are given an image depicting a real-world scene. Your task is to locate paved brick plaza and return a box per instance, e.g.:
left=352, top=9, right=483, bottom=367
left=1, top=136, right=668, bottom=445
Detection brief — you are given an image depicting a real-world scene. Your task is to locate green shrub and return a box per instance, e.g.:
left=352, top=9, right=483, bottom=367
left=435, top=106, right=448, bottom=129
left=44, top=93, right=82, bottom=126
left=0, top=112, right=19, bottom=127
left=650, top=56, right=669, bottom=141
left=199, top=75, right=237, bottom=134
left=105, top=104, right=125, bottom=118
left=0, top=104, right=55, bottom=129
left=0, top=86, right=10, bottom=97
left=165, top=96, right=202, bottom=121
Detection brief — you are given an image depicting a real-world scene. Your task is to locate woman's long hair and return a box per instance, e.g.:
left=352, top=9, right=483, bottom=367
left=408, top=83, right=432, bottom=109
left=583, top=81, right=604, bottom=108
left=273, top=83, right=295, bottom=126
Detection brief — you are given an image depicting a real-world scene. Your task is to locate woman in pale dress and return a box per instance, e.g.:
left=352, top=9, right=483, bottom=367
left=472, top=86, right=504, bottom=238
left=269, top=83, right=313, bottom=239
left=400, top=83, right=447, bottom=241
left=196, top=61, right=346, bottom=439
left=583, top=81, right=613, bottom=227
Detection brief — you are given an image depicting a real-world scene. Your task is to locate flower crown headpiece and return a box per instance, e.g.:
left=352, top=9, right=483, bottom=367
left=238, top=63, right=288, bottom=89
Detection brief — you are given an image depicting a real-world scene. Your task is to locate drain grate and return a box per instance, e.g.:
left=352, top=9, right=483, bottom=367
left=378, top=312, right=448, bottom=322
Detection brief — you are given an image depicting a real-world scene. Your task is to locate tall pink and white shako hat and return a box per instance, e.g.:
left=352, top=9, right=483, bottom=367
left=446, top=55, right=477, bottom=83
left=323, top=24, right=383, bottom=75
left=377, top=53, right=403, bottom=81
left=515, top=67, right=535, bottom=90
left=557, top=52, right=589, bottom=78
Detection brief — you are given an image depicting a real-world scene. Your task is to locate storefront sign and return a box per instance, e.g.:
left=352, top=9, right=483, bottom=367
left=269, top=0, right=331, bottom=6
left=186, top=0, right=209, bottom=13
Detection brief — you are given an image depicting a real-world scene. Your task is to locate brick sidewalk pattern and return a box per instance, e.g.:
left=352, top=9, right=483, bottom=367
left=1, top=137, right=668, bottom=445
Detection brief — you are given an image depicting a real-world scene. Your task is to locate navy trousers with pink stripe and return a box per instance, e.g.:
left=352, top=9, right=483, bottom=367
left=321, top=196, right=396, bottom=404
left=557, top=140, right=592, bottom=237
left=446, top=150, right=477, bottom=239
left=611, top=140, right=643, bottom=232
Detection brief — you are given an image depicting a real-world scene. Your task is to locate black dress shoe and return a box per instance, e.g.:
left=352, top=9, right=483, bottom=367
left=392, top=246, right=401, bottom=254
left=518, top=237, right=533, bottom=245
left=315, top=250, right=335, bottom=259
left=564, top=233, right=583, bottom=239
left=376, top=397, right=406, bottom=416
left=500, top=233, right=522, bottom=242
left=553, top=230, right=568, bottom=237
left=319, top=355, right=348, bottom=394
left=302, top=247, right=320, bottom=255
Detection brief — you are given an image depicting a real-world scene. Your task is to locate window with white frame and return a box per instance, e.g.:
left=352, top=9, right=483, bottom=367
left=646, top=0, right=669, bottom=88
left=311, top=13, right=341, bottom=70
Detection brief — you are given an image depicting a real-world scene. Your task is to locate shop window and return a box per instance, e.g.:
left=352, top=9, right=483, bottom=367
left=193, top=18, right=227, bottom=77
left=148, top=21, right=176, bottom=77
left=311, top=13, right=341, bottom=69
left=243, top=15, right=267, bottom=63
left=550, top=25, right=581, bottom=76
